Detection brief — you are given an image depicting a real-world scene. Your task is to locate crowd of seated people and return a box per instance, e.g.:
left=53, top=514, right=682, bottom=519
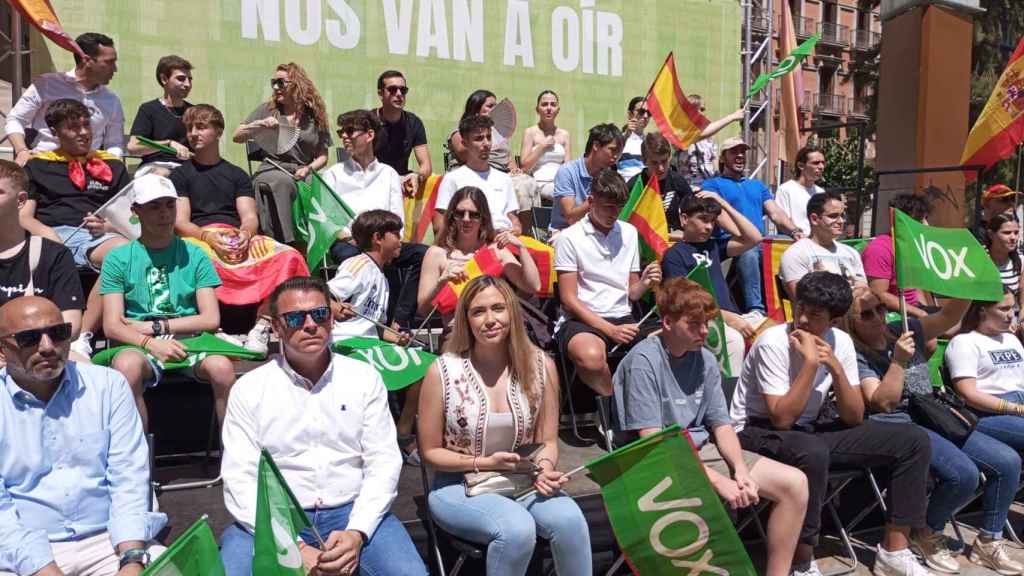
left=9, top=29, right=1024, bottom=576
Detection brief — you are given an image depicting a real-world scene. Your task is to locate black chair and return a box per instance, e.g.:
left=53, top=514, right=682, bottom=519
left=244, top=140, right=266, bottom=177
left=531, top=206, right=553, bottom=242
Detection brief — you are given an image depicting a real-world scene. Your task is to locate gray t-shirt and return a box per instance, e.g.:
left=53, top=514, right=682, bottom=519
left=858, top=317, right=931, bottom=419
left=613, top=335, right=729, bottom=448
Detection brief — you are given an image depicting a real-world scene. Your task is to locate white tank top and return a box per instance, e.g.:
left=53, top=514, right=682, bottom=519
left=532, top=142, right=566, bottom=183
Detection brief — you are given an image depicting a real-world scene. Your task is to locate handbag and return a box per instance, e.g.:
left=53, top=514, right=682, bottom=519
left=908, top=390, right=978, bottom=447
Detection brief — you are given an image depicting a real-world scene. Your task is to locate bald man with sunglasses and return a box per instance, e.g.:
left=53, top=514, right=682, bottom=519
left=0, top=296, right=166, bottom=576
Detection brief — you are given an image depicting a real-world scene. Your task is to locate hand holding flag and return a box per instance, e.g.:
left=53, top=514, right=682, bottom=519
left=431, top=246, right=504, bottom=315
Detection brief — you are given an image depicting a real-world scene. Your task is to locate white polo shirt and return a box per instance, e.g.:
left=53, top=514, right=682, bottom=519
left=436, top=165, right=519, bottom=230
left=554, top=215, right=640, bottom=325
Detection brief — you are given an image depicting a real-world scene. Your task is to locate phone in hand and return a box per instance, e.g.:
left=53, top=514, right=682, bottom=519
left=514, top=443, right=544, bottom=459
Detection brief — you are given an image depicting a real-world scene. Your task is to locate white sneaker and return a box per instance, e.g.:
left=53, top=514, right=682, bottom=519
left=875, top=545, right=936, bottom=576
left=69, top=331, right=94, bottom=357
left=214, top=331, right=245, bottom=347
left=244, top=318, right=271, bottom=355
left=791, top=560, right=824, bottom=576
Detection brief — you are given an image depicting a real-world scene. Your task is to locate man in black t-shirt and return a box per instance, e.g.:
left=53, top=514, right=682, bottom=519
left=374, top=70, right=432, bottom=192
left=127, top=55, right=194, bottom=167
left=625, top=132, right=693, bottom=239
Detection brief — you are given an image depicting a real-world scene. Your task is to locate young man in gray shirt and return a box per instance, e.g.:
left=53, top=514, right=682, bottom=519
left=613, top=277, right=808, bottom=576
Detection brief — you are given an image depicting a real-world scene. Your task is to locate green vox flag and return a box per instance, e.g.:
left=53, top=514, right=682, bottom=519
left=686, top=264, right=732, bottom=377
left=254, top=449, right=312, bottom=575
left=586, top=425, right=756, bottom=575
left=892, top=208, right=1004, bottom=301
left=748, top=34, right=820, bottom=98
left=293, top=172, right=355, bottom=272
left=141, top=516, right=224, bottom=576
left=332, top=337, right=438, bottom=391
left=90, top=332, right=266, bottom=370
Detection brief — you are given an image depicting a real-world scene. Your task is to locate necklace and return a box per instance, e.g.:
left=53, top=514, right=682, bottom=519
left=160, top=97, right=185, bottom=119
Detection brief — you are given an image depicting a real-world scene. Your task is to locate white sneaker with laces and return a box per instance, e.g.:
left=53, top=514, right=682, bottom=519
left=214, top=331, right=245, bottom=348
left=244, top=319, right=271, bottom=355
left=875, top=545, right=936, bottom=576
left=69, top=331, right=93, bottom=357
left=791, top=560, right=824, bottom=576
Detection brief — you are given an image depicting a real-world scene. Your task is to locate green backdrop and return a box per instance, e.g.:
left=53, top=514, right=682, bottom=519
left=42, top=0, right=741, bottom=168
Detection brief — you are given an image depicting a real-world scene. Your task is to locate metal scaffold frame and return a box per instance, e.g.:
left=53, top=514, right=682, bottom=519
left=742, top=0, right=774, bottom=181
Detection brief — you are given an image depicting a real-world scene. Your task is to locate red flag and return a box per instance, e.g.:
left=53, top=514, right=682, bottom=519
left=431, top=247, right=504, bottom=314
left=8, top=0, right=82, bottom=57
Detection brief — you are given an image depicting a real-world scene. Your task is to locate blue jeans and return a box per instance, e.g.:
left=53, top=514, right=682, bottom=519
left=219, top=503, right=427, bottom=576
left=733, top=244, right=764, bottom=314
left=428, top=473, right=592, bottom=576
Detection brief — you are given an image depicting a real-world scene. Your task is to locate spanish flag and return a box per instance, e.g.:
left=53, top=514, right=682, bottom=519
left=762, top=238, right=794, bottom=323
left=619, top=174, right=669, bottom=261
left=512, top=236, right=555, bottom=298
left=961, top=37, right=1024, bottom=180
left=404, top=174, right=443, bottom=244
left=431, top=246, right=504, bottom=315
left=647, top=53, right=710, bottom=150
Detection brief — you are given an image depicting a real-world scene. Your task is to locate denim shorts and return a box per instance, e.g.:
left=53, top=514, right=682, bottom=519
left=53, top=224, right=121, bottom=271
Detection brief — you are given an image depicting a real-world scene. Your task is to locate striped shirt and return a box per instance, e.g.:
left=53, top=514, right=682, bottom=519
left=998, top=258, right=1020, bottom=295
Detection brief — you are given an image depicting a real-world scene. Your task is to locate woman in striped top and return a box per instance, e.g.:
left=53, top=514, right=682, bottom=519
left=985, top=214, right=1024, bottom=336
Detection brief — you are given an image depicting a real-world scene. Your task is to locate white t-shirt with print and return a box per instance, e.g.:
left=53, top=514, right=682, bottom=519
left=327, top=254, right=389, bottom=341
left=775, top=179, right=824, bottom=236
left=779, top=238, right=867, bottom=288
left=730, top=323, right=860, bottom=431
left=436, top=165, right=519, bottom=230
left=946, top=331, right=1024, bottom=396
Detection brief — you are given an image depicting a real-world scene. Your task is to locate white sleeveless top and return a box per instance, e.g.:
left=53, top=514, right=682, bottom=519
left=532, top=143, right=566, bottom=183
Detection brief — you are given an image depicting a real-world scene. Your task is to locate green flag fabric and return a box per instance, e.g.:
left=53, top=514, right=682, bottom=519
left=586, top=425, right=757, bottom=575
left=293, top=172, right=355, bottom=272
left=254, top=449, right=313, bottom=575
left=91, top=332, right=265, bottom=371
left=686, top=264, right=732, bottom=377
left=892, top=208, right=1004, bottom=301
left=747, top=34, right=820, bottom=98
left=332, top=337, right=438, bottom=391
left=141, top=516, right=224, bottom=576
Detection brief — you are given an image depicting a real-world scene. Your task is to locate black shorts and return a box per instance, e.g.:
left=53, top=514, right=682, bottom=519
left=556, top=315, right=659, bottom=361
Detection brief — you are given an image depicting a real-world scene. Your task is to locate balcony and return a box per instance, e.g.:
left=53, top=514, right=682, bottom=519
left=818, top=22, right=851, bottom=48
left=848, top=97, right=871, bottom=118
left=852, top=29, right=881, bottom=51
left=815, top=93, right=846, bottom=117
left=749, top=7, right=772, bottom=36
left=795, top=17, right=816, bottom=39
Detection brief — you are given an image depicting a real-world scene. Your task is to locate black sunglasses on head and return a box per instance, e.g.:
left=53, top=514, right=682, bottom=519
left=279, top=306, right=331, bottom=329
left=0, top=322, right=73, bottom=348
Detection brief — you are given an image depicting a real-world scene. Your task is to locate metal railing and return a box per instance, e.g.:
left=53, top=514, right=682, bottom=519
left=848, top=97, right=870, bottom=118
left=795, top=16, right=816, bottom=39
left=819, top=22, right=850, bottom=46
left=749, top=7, right=772, bottom=34
left=815, top=93, right=847, bottom=115
left=852, top=29, right=881, bottom=51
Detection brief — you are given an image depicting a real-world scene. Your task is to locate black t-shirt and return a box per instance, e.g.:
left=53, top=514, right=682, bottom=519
left=626, top=168, right=694, bottom=232
left=25, top=157, right=131, bottom=227
left=662, top=239, right=738, bottom=313
left=129, top=99, right=193, bottom=165
left=374, top=109, right=427, bottom=175
left=0, top=236, right=83, bottom=310
left=169, top=159, right=254, bottom=228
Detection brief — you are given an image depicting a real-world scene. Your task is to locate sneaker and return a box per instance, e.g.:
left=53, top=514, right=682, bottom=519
left=910, top=531, right=960, bottom=574
left=69, top=331, right=94, bottom=357
left=969, top=537, right=1024, bottom=575
left=244, top=318, right=271, bottom=356
left=790, top=560, right=823, bottom=576
left=875, top=545, right=935, bottom=576
left=214, top=331, right=245, bottom=347
left=398, top=434, right=421, bottom=467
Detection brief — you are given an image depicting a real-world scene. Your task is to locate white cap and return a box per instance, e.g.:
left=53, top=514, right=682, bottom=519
left=131, top=174, right=178, bottom=205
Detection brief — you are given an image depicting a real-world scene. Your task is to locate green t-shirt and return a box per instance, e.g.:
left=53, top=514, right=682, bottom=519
left=100, top=237, right=221, bottom=320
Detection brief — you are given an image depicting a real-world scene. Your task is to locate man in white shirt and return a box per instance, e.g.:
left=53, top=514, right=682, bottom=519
left=219, top=276, right=427, bottom=576
left=779, top=191, right=867, bottom=299
left=774, top=146, right=826, bottom=237
left=555, top=168, right=661, bottom=396
left=433, top=114, right=520, bottom=234
left=730, top=271, right=932, bottom=576
left=6, top=33, right=124, bottom=164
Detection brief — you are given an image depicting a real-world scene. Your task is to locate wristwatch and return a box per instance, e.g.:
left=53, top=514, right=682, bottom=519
left=119, top=548, right=150, bottom=568
left=152, top=320, right=163, bottom=336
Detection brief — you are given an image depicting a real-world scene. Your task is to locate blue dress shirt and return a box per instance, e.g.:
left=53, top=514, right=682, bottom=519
left=0, top=362, right=166, bottom=575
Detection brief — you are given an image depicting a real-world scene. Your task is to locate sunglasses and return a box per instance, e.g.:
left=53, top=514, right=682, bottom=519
left=270, top=78, right=291, bottom=90
left=385, top=85, right=410, bottom=95
left=0, top=322, right=72, bottom=348
left=633, top=108, right=650, bottom=117
left=337, top=127, right=365, bottom=138
left=279, top=306, right=331, bottom=329
left=453, top=209, right=482, bottom=221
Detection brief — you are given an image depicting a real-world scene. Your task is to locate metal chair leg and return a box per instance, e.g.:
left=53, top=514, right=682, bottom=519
left=824, top=500, right=860, bottom=576
left=604, top=554, right=625, bottom=576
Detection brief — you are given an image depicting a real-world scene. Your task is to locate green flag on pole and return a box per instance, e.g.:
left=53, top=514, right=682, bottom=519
left=331, top=337, right=438, bottom=391
left=585, top=425, right=757, bottom=575
left=293, top=172, right=355, bottom=272
left=254, top=449, right=313, bottom=575
left=892, top=208, right=1004, bottom=301
left=686, top=264, right=732, bottom=377
left=90, top=332, right=266, bottom=370
left=748, top=34, right=820, bottom=98
left=141, top=516, right=224, bottom=576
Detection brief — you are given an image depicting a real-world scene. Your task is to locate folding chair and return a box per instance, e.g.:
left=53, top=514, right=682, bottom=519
left=531, top=206, right=552, bottom=242
left=556, top=345, right=616, bottom=452
left=147, top=373, right=222, bottom=494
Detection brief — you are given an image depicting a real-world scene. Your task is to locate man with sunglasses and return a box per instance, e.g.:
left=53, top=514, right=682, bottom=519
left=0, top=296, right=166, bottom=576
left=99, top=174, right=235, bottom=432
left=374, top=70, right=432, bottom=193
left=220, top=276, right=428, bottom=576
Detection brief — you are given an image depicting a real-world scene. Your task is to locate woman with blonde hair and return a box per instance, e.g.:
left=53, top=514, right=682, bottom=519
left=419, top=275, right=591, bottom=576
left=233, top=62, right=331, bottom=243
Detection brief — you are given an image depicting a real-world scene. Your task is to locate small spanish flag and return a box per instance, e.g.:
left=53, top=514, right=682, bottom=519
left=647, top=53, right=710, bottom=150
left=431, top=246, right=505, bottom=315
left=404, top=174, right=444, bottom=244
left=619, top=174, right=669, bottom=261
left=509, top=236, right=555, bottom=298
left=961, top=38, right=1024, bottom=180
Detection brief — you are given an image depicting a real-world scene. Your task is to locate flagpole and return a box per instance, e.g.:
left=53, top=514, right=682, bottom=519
left=62, top=179, right=135, bottom=245
left=514, top=464, right=587, bottom=502
left=898, top=290, right=909, bottom=334
left=264, top=157, right=296, bottom=178
left=407, top=306, right=437, bottom=351
left=348, top=308, right=408, bottom=340
left=609, top=306, right=658, bottom=355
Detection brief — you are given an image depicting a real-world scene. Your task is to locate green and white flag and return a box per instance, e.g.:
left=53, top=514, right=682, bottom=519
left=293, top=172, right=355, bottom=272
left=747, top=34, right=820, bottom=98
left=686, top=264, right=732, bottom=377
left=332, top=337, right=438, bottom=391
left=586, top=425, right=756, bottom=575
left=90, top=332, right=266, bottom=370
left=892, top=208, right=1004, bottom=301
left=141, top=516, right=224, bottom=576
left=254, top=449, right=312, bottom=575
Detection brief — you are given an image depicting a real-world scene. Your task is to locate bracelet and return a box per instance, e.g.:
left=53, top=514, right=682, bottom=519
left=163, top=319, right=170, bottom=334
left=536, top=457, right=555, bottom=471
left=139, top=336, right=152, bottom=350
left=473, top=455, right=480, bottom=473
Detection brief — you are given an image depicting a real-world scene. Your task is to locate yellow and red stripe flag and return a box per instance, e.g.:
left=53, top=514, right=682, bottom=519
left=647, top=53, right=710, bottom=150
left=762, top=238, right=794, bottom=323
left=618, top=174, right=669, bottom=261
left=509, top=236, right=555, bottom=298
left=403, top=174, right=443, bottom=244
left=431, top=246, right=505, bottom=315
left=961, top=38, right=1024, bottom=180
left=8, top=0, right=82, bottom=56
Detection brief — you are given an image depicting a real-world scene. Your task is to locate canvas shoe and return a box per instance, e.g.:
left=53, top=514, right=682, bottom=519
left=910, top=531, right=960, bottom=574
left=875, top=546, right=935, bottom=576
left=969, top=537, right=1024, bottom=575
